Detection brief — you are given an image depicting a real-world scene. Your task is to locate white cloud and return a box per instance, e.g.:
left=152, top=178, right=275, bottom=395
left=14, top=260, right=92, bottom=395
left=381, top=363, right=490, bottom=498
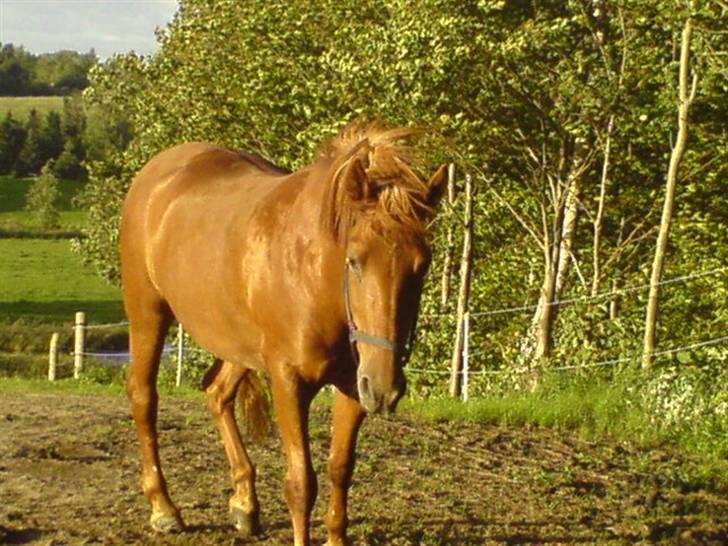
left=0, top=0, right=178, bottom=58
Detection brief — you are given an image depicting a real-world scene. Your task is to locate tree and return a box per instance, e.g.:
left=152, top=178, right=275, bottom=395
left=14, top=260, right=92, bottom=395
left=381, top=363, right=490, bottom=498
left=38, top=111, right=64, bottom=163
left=17, top=109, right=43, bottom=175
left=0, top=44, right=33, bottom=95
left=54, top=138, right=85, bottom=180
left=642, top=8, right=696, bottom=371
left=0, top=112, right=27, bottom=174
left=25, top=161, right=61, bottom=229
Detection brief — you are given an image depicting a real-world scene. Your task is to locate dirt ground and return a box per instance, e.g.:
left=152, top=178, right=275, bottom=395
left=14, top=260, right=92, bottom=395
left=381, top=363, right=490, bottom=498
left=0, top=391, right=726, bottom=545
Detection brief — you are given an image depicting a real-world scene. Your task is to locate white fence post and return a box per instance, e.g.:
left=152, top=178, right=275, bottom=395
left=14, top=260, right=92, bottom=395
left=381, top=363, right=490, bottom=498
left=176, top=323, right=184, bottom=387
left=74, top=312, right=85, bottom=379
left=48, top=332, right=59, bottom=381
left=462, top=311, right=470, bottom=402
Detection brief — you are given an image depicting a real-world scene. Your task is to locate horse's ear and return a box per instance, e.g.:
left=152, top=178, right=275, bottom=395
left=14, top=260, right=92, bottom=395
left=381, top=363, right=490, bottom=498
left=341, top=156, right=370, bottom=202
left=426, top=164, right=449, bottom=208
left=339, top=139, right=374, bottom=202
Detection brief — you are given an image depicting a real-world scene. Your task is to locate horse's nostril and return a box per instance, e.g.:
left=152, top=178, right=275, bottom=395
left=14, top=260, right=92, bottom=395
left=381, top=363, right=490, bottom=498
left=357, top=375, right=371, bottom=399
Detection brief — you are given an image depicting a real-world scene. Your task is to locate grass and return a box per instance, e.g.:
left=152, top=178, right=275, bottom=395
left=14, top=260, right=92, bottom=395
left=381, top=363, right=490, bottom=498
left=0, top=376, right=201, bottom=399
left=0, top=174, right=121, bottom=325
left=402, top=370, right=728, bottom=490
left=0, top=96, right=65, bottom=121
left=0, top=238, right=123, bottom=324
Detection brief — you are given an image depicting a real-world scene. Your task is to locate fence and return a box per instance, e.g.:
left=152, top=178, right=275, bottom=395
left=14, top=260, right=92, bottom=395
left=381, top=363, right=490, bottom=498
left=52, top=267, right=726, bottom=397
left=409, top=266, right=728, bottom=400
left=50, top=314, right=183, bottom=385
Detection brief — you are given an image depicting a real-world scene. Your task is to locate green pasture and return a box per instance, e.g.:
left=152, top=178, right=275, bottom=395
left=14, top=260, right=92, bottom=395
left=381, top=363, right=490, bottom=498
left=0, top=238, right=122, bottom=324
left=0, top=96, right=64, bottom=121
left=1, top=174, right=120, bottom=325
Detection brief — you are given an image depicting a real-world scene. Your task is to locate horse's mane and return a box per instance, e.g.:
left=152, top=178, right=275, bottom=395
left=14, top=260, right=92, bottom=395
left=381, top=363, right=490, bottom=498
left=319, top=121, right=433, bottom=245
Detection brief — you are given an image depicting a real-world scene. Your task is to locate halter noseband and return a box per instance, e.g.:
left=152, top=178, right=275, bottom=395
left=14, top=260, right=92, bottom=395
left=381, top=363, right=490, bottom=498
left=343, top=257, right=418, bottom=365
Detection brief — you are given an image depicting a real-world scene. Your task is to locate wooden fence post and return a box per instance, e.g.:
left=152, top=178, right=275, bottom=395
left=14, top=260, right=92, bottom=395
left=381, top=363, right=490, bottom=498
left=450, top=174, right=474, bottom=398
left=462, top=312, right=470, bottom=402
left=176, top=323, right=184, bottom=388
left=74, top=311, right=85, bottom=379
left=48, top=332, right=59, bottom=381
left=440, top=163, right=457, bottom=308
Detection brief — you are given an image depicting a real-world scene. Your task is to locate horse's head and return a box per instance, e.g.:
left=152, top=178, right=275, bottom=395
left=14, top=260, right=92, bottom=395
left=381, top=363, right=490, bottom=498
left=322, top=124, right=448, bottom=413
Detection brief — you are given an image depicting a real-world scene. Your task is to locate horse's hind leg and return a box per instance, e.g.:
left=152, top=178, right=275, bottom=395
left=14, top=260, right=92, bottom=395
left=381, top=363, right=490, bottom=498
left=203, top=359, right=261, bottom=536
left=126, top=297, right=181, bottom=532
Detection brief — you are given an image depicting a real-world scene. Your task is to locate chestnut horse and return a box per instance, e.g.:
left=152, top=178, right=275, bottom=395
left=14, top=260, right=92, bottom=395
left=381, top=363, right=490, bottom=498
left=121, top=123, right=447, bottom=546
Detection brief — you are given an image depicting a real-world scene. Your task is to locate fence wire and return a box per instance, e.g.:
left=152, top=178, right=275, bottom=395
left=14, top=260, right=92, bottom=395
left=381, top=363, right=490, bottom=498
left=407, top=334, right=728, bottom=377
left=66, top=267, right=726, bottom=389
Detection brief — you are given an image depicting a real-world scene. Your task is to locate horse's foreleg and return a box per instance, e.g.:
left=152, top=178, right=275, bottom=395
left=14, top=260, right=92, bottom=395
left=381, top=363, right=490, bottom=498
left=270, top=366, right=317, bottom=546
left=204, top=359, right=260, bottom=536
left=325, top=389, right=366, bottom=546
left=126, top=309, right=182, bottom=532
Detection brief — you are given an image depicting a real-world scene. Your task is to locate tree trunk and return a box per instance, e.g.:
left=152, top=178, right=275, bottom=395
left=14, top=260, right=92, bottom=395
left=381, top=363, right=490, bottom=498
left=521, top=164, right=582, bottom=364
left=592, top=115, right=614, bottom=297
left=642, top=15, right=695, bottom=370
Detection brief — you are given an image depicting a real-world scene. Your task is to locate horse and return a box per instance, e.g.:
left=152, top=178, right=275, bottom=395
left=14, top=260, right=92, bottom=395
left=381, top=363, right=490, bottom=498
left=120, top=122, right=447, bottom=546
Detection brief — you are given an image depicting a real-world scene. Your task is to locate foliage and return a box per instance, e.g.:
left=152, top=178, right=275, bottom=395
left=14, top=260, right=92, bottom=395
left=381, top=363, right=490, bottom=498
left=0, top=96, right=91, bottom=179
left=0, top=43, right=96, bottom=96
left=74, top=0, right=728, bottom=431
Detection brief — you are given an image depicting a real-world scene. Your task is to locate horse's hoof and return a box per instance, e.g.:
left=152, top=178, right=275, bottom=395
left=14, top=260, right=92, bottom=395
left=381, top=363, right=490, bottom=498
left=230, top=506, right=261, bottom=537
left=150, top=512, right=184, bottom=533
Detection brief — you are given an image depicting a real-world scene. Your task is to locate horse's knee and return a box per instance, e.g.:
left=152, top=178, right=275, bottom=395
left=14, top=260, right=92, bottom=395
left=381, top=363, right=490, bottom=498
left=328, top=457, right=352, bottom=490
left=285, top=468, right=317, bottom=514
left=206, top=384, right=225, bottom=417
left=127, top=377, right=155, bottom=406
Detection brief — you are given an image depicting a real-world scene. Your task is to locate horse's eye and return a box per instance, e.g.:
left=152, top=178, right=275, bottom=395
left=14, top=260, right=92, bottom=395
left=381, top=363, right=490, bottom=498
left=346, top=257, right=362, bottom=274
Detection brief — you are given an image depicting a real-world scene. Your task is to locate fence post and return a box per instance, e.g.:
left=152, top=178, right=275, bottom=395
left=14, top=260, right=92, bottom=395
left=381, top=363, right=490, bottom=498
left=48, top=332, right=59, bottom=381
left=74, top=311, right=85, bottom=379
left=440, top=163, right=457, bottom=308
left=450, top=173, right=474, bottom=398
left=176, top=323, right=184, bottom=388
left=462, top=311, right=470, bottom=402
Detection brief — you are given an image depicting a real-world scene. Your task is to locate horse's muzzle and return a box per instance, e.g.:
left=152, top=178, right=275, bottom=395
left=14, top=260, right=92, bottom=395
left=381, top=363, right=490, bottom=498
left=357, top=373, right=406, bottom=414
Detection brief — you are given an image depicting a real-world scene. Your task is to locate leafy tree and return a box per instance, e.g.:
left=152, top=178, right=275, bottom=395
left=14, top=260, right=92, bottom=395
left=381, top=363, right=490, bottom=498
left=0, top=43, right=97, bottom=96
left=0, top=44, right=33, bottom=95
left=39, top=111, right=64, bottom=163
left=0, top=112, right=27, bottom=174
left=25, top=161, right=61, bottom=229
left=17, top=109, right=43, bottom=175
left=54, top=137, right=85, bottom=180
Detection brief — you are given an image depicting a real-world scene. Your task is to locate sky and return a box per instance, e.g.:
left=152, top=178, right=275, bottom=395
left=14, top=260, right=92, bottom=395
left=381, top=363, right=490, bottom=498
left=0, top=0, right=178, bottom=59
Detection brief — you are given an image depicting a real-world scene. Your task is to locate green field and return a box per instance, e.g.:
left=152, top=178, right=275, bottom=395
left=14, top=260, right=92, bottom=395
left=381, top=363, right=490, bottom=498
left=0, top=174, right=123, bottom=327
left=0, top=238, right=123, bottom=324
left=0, top=96, right=65, bottom=121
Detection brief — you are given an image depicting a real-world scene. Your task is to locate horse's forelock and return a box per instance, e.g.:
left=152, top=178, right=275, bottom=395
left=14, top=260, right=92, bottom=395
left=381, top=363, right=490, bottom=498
left=320, top=122, right=431, bottom=245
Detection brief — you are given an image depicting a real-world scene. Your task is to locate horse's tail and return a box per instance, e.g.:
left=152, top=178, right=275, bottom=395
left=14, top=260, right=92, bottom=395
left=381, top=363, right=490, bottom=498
left=237, top=369, right=272, bottom=442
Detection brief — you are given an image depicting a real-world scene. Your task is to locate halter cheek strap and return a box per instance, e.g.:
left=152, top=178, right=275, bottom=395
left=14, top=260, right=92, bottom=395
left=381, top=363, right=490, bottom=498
left=343, top=258, right=418, bottom=365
